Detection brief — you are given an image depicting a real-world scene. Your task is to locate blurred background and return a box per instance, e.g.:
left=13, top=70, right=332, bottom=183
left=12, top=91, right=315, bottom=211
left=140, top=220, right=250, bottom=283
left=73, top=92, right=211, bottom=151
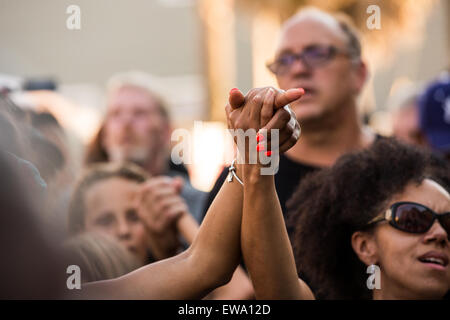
left=1, top=0, right=449, bottom=191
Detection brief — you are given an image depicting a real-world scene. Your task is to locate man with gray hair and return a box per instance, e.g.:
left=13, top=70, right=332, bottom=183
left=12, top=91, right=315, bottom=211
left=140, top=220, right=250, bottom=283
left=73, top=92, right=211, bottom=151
left=203, top=8, right=378, bottom=236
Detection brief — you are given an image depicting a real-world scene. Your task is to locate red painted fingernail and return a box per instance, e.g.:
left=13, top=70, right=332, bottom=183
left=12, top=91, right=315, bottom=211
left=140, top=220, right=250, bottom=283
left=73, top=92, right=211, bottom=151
left=265, top=151, right=272, bottom=156
left=256, top=133, right=264, bottom=142
left=230, top=88, right=238, bottom=94
left=256, top=143, right=265, bottom=152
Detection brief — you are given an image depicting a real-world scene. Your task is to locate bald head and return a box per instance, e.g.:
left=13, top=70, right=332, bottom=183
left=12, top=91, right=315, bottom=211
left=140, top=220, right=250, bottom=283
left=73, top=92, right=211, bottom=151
left=276, top=8, right=361, bottom=60
left=280, top=9, right=343, bottom=42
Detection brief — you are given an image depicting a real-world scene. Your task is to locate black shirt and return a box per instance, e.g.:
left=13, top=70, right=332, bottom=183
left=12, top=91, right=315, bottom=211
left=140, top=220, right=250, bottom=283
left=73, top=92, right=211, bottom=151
left=200, top=154, right=320, bottom=237
left=201, top=135, right=384, bottom=230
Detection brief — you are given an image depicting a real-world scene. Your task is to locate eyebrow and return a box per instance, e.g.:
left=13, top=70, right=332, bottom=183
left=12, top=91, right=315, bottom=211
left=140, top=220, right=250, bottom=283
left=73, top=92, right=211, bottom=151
left=275, top=48, right=295, bottom=57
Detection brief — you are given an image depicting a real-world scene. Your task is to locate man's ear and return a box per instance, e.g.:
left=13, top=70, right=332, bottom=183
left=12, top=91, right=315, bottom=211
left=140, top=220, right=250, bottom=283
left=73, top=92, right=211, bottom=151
left=351, top=230, right=378, bottom=266
left=352, top=60, right=368, bottom=95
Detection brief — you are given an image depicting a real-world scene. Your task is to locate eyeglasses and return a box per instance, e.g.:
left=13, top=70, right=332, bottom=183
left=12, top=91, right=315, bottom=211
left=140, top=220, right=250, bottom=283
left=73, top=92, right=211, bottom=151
left=266, top=45, right=356, bottom=75
left=367, top=201, right=450, bottom=238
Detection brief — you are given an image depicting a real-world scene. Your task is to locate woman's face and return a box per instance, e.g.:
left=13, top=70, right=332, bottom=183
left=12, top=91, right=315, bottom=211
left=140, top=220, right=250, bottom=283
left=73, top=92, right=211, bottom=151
left=83, top=177, right=148, bottom=265
left=371, top=179, right=450, bottom=299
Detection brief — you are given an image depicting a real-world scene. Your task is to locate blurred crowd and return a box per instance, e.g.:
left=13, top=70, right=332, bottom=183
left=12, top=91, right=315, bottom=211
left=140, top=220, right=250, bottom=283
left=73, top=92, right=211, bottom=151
left=0, top=7, right=449, bottom=300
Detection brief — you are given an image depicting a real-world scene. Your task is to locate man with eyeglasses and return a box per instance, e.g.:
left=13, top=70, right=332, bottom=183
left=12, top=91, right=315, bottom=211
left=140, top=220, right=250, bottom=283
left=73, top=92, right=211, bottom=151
left=202, top=8, right=377, bottom=236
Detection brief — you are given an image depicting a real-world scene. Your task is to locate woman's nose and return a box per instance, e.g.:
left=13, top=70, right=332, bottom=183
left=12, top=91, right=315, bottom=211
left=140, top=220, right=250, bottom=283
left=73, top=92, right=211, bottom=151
left=117, top=220, right=132, bottom=239
left=424, top=220, right=449, bottom=245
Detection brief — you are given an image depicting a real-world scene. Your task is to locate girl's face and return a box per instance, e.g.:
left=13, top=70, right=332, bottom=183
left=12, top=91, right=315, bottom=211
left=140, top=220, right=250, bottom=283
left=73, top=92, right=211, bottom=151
left=83, top=177, right=148, bottom=265
left=370, top=179, right=450, bottom=299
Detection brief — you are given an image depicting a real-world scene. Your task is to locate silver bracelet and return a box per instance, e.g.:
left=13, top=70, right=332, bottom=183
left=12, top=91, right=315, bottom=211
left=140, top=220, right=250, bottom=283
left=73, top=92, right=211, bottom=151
left=227, top=158, right=244, bottom=186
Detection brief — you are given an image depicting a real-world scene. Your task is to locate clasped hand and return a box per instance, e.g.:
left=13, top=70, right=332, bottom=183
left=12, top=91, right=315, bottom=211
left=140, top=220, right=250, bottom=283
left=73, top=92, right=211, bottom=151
left=225, top=87, right=303, bottom=172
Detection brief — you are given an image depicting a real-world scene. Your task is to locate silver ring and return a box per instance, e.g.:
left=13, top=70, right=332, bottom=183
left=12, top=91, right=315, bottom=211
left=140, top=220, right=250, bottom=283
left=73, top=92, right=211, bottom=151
left=283, top=104, right=301, bottom=141
left=293, top=125, right=301, bottom=140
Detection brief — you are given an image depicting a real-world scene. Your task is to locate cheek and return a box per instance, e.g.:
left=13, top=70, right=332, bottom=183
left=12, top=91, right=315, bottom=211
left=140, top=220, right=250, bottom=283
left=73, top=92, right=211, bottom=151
left=276, top=76, right=293, bottom=90
left=133, top=118, right=159, bottom=137
left=130, top=223, right=148, bottom=244
left=85, top=223, right=116, bottom=237
left=378, top=242, right=405, bottom=270
left=106, top=119, right=122, bottom=133
left=102, top=122, right=121, bottom=147
left=316, top=64, right=353, bottom=95
left=376, top=231, right=418, bottom=278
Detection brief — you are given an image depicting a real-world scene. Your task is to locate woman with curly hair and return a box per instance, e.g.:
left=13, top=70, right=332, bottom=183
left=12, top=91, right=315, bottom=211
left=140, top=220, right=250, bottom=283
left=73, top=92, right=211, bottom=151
left=228, top=86, right=449, bottom=299
left=286, top=138, right=450, bottom=299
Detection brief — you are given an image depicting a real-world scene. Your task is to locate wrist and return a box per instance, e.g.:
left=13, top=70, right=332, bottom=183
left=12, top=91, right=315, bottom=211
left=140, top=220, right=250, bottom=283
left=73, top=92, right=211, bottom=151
left=242, top=164, right=273, bottom=185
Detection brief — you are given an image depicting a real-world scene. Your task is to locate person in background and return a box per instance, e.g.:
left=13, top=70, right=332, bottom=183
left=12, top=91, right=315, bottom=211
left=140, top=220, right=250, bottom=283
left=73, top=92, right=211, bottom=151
left=1, top=94, right=76, bottom=237
left=203, top=8, right=376, bottom=240
left=0, top=111, right=65, bottom=298
left=29, top=111, right=76, bottom=235
left=63, top=232, right=141, bottom=283
left=418, top=72, right=450, bottom=161
left=68, top=162, right=198, bottom=264
left=85, top=72, right=207, bottom=262
left=0, top=95, right=49, bottom=213
left=390, top=86, right=427, bottom=147
left=86, top=71, right=206, bottom=222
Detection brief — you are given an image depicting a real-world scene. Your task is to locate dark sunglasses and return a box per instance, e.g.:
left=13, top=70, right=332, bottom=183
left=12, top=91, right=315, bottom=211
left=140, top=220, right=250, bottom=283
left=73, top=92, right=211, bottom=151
left=367, top=202, right=450, bottom=238
left=266, top=44, right=356, bottom=75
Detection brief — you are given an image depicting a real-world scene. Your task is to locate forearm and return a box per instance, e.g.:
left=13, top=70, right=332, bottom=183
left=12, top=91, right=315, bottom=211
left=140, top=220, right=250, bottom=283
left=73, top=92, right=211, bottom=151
left=241, top=167, right=302, bottom=299
left=77, top=250, right=207, bottom=299
left=74, top=168, right=244, bottom=300
left=187, top=170, right=244, bottom=287
left=205, top=266, right=254, bottom=300
left=177, top=212, right=199, bottom=245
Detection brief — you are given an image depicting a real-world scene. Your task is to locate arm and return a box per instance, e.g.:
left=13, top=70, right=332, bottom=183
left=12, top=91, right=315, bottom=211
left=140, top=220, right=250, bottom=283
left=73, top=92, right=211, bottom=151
left=176, top=211, right=199, bottom=245
left=177, top=205, right=255, bottom=300
left=74, top=167, right=244, bottom=299
left=74, top=86, right=304, bottom=300
left=242, top=168, right=313, bottom=299
left=205, top=266, right=254, bottom=300
left=233, top=87, right=314, bottom=299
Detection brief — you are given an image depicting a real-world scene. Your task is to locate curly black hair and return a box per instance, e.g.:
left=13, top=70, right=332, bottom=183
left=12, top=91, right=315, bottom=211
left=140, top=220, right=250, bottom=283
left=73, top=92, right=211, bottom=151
left=287, top=138, right=450, bottom=300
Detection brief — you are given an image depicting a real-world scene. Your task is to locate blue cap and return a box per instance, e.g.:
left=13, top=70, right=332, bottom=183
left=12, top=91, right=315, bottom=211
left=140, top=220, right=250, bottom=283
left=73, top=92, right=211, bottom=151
left=418, top=73, right=450, bottom=153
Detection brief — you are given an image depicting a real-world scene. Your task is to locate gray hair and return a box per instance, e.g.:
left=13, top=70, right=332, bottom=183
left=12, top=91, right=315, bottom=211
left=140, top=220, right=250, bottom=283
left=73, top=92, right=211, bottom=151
left=279, top=7, right=362, bottom=60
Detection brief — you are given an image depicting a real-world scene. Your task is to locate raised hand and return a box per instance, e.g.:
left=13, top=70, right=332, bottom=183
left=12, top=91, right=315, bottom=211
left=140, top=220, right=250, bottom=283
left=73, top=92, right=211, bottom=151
left=226, top=87, right=303, bottom=157
left=225, top=87, right=303, bottom=174
left=137, top=176, right=188, bottom=260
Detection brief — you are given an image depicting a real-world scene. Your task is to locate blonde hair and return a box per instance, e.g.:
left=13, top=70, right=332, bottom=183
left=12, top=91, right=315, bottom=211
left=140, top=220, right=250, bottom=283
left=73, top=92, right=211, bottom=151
left=63, top=232, right=141, bottom=282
